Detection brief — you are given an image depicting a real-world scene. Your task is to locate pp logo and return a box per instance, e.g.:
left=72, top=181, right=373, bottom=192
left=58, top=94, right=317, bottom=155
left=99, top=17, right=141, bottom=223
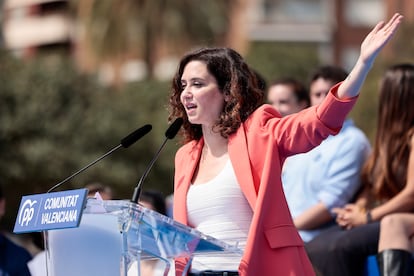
left=18, top=199, right=38, bottom=227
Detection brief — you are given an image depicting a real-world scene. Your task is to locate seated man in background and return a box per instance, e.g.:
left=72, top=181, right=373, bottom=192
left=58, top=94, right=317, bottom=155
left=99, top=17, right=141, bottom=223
left=279, top=66, right=371, bottom=243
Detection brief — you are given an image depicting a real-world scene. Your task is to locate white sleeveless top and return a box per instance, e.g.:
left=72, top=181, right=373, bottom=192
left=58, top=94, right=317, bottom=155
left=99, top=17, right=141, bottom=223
left=187, top=159, right=253, bottom=271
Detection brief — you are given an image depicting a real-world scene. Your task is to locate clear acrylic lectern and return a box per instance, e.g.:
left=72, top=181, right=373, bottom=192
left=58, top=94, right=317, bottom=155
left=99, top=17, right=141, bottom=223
left=44, top=198, right=242, bottom=276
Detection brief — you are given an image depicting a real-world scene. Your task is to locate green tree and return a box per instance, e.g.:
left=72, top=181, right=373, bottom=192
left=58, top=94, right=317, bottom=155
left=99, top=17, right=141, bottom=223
left=0, top=52, right=175, bottom=228
left=246, top=41, right=321, bottom=90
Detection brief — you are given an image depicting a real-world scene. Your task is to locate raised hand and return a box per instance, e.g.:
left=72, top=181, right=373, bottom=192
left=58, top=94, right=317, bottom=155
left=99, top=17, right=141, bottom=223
left=336, top=13, right=403, bottom=99
left=360, top=13, right=403, bottom=67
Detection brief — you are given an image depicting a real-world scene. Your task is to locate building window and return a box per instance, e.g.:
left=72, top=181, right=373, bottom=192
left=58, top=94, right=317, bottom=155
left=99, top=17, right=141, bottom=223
left=262, top=0, right=330, bottom=24
left=344, top=0, right=385, bottom=27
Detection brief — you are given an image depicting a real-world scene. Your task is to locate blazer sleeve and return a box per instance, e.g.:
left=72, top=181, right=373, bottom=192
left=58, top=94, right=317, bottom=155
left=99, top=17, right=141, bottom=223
left=253, top=82, right=358, bottom=157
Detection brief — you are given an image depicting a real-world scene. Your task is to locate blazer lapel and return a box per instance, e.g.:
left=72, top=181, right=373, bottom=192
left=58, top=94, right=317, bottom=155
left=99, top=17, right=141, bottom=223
left=174, top=139, right=203, bottom=225
left=228, top=125, right=257, bottom=210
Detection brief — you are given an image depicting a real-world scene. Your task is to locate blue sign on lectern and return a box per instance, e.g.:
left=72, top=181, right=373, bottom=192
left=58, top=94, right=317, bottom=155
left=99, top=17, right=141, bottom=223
left=13, top=188, right=88, bottom=233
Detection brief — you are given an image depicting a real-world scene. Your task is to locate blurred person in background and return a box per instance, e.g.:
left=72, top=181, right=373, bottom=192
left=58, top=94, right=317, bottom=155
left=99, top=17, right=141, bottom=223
left=281, top=65, right=371, bottom=243
left=139, top=189, right=167, bottom=216
left=266, top=77, right=310, bottom=117
left=0, top=182, right=32, bottom=276
left=377, top=213, right=414, bottom=276
left=165, top=193, right=174, bottom=218
left=27, top=232, right=46, bottom=276
left=306, top=63, right=414, bottom=276
left=128, top=189, right=174, bottom=276
left=85, top=182, right=113, bottom=200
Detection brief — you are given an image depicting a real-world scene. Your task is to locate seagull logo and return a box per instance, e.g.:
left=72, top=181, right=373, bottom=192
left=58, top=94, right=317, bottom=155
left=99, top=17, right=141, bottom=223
left=18, top=199, right=38, bottom=226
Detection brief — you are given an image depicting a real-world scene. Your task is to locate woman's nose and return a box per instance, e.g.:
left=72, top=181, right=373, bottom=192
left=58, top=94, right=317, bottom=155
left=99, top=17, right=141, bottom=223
left=182, top=88, right=192, bottom=100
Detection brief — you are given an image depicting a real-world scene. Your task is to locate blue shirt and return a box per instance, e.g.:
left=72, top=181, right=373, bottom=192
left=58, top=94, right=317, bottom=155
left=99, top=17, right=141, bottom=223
left=282, top=119, right=370, bottom=242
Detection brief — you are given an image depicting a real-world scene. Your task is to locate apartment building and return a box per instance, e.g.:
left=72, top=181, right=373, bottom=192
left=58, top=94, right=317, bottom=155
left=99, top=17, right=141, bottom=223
left=1, top=0, right=410, bottom=80
left=2, top=0, right=72, bottom=57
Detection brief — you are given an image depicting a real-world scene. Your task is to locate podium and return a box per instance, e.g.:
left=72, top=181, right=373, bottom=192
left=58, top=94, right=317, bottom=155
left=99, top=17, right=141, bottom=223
left=44, top=198, right=243, bottom=276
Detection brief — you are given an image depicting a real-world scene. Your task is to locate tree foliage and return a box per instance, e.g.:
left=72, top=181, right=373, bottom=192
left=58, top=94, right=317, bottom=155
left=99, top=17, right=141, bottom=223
left=246, top=41, right=320, bottom=86
left=0, top=52, right=175, bottom=229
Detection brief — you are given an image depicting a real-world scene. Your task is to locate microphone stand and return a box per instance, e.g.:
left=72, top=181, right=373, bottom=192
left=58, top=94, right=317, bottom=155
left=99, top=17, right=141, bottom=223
left=47, top=124, right=152, bottom=193
left=47, top=145, right=121, bottom=193
left=131, top=118, right=183, bottom=204
left=131, top=139, right=168, bottom=204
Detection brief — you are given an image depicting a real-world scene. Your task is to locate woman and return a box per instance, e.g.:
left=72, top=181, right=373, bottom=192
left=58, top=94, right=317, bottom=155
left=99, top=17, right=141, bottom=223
left=378, top=213, right=414, bottom=276
left=169, top=14, right=402, bottom=276
left=375, top=64, right=414, bottom=276
left=306, top=63, right=414, bottom=276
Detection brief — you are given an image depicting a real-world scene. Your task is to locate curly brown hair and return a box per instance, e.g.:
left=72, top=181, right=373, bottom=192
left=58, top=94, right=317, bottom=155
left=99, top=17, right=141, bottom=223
left=168, top=47, right=264, bottom=144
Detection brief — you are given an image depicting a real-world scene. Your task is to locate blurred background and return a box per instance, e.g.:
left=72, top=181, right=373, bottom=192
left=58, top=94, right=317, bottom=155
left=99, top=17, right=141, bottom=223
left=0, top=0, right=413, bottom=230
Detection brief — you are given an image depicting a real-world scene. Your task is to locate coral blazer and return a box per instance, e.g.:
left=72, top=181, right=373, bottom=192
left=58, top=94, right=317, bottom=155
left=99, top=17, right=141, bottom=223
left=173, top=84, right=357, bottom=276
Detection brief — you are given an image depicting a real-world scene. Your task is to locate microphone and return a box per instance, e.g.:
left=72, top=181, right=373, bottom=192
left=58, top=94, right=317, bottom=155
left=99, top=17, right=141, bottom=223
left=47, top=124, right=152, bottom=193
left=131, top=118, right=183, bottom=203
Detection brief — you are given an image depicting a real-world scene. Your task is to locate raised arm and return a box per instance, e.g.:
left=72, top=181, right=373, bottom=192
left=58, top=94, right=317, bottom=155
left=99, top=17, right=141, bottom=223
left=337, top=13, right=403, bottom=99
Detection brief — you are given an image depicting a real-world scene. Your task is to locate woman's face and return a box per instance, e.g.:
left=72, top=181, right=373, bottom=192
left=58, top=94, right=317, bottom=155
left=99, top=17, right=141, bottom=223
left=267, top=84, right=306, bottom=116
left=309, top=78, right=334, bottom=106
left=180, top=60, right=225, bottom=127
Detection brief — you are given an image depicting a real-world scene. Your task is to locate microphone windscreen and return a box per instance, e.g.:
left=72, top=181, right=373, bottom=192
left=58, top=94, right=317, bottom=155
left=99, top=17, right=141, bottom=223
left=165, top=118, right=183, bottom=139
left=121, top=124, right=152, bottom=148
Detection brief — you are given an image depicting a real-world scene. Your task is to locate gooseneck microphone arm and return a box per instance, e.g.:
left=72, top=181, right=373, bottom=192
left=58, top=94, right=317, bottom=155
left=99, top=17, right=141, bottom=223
left=47, top=145, right=121, bottom=193
left=130, top=139, right=168, bottom=203
left=131, top=118, right=183, bottom=204
left=47, top=124, right=152, bottom=193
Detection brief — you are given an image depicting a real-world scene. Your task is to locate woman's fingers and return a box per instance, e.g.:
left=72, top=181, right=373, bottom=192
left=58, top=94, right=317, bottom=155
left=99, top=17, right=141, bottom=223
left=360, top=13, right=403, bottom=65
